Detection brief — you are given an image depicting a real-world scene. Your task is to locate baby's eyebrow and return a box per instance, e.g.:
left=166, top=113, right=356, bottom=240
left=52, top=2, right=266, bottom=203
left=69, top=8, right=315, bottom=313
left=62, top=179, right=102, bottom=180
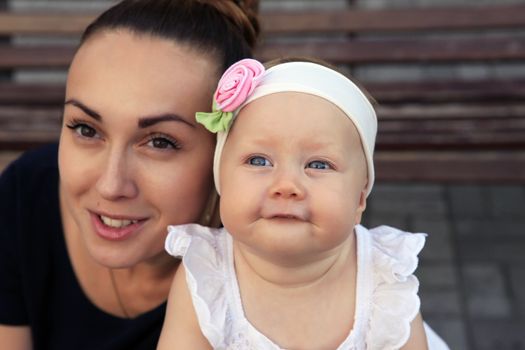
left=138, top=114, right=195, bottom=129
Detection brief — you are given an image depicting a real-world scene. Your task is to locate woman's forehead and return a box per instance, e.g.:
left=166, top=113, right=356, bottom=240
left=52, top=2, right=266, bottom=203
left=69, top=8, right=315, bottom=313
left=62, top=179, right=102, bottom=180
left=71, top=30, right=217, bottom=82
left=66, top=31, right=217, bottom=120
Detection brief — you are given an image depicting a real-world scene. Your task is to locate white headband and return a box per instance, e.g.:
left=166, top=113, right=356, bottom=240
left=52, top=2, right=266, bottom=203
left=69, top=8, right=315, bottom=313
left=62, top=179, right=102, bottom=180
left=197, top=60, right=377, bottom=197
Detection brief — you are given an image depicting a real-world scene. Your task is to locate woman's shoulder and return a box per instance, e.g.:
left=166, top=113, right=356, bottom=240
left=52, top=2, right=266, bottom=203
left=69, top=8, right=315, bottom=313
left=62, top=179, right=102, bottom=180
left=0, top=144, right=62, bottom=327
left=1, top=143, right=60, bottom=217
left=2, top=143, right=58, bottom=176
left=1, top=143, right=59, bottom=193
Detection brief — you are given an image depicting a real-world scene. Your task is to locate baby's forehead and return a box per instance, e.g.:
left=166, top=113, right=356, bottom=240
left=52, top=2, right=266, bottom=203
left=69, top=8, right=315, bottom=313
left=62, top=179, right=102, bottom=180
left=234, top=93, right=364, bottom=149
left=238, top=91, right=360, bottom=132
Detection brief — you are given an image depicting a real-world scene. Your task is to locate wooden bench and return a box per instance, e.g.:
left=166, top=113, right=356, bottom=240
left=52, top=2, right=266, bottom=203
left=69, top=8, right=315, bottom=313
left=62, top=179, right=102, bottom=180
left=1, top=4, right=525, bottom=182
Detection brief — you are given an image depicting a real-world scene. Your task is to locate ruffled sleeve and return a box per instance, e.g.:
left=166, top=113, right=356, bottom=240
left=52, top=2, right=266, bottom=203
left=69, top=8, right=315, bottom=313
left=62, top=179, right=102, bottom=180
left=165, top=224, right=231, bottom=349
left=365, top=225, right=426, bottom=350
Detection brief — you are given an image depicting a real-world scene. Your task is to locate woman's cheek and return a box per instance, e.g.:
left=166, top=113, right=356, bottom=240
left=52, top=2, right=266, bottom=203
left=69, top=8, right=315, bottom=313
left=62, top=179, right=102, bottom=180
left=140, top=150, right=214, bottom=222
left=59, top=140, right=93, bottom=195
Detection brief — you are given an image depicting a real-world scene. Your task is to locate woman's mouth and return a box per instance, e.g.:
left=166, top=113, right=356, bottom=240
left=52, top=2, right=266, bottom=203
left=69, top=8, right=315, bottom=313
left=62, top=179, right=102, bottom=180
left=91, top=212, right=146, bottom=241
left=99, top=215, right=139, bottom=228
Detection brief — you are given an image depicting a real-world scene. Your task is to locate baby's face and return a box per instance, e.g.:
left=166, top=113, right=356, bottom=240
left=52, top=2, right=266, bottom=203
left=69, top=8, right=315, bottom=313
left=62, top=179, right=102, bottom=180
left=219, top=92, right=368, bottom=263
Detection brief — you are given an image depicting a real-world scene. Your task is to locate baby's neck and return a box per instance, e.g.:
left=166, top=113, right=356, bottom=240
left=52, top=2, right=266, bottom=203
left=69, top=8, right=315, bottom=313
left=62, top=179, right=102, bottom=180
left=233, top=234, right=356, bottom=289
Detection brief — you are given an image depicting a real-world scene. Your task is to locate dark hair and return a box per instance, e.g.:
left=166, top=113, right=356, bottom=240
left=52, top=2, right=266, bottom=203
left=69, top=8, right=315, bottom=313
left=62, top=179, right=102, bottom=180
left=80, top=0, right=260, bottom=73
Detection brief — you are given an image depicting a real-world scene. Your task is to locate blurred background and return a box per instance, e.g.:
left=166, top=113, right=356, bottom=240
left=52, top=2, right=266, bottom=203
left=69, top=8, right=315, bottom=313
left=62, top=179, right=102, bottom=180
left=1, top=0, right=525, bottom=349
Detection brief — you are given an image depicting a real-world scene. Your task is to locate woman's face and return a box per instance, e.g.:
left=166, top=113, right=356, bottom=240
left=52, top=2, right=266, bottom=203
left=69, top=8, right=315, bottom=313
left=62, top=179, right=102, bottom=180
left=59, top=30, right=217, bottom=267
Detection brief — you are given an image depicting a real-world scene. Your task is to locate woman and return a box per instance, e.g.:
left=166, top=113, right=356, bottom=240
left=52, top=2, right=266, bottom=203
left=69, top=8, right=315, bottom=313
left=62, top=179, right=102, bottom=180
left=0, top=0, right=259, bottom=349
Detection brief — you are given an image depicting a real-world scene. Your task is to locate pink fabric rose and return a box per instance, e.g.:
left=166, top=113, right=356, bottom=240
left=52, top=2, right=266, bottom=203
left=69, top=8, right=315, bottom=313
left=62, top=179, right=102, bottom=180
left=214, top=58, right=265, bottom=112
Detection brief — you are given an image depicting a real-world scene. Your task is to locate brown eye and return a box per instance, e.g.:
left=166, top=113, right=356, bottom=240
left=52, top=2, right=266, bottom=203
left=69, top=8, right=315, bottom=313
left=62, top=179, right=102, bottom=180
left=152, top=138, right=171, bottom=149
left=78, top=125, right=97, bottom=138
left=66, top=122, right=99, bottom=139
left=146, top=134, right=181, bottom=150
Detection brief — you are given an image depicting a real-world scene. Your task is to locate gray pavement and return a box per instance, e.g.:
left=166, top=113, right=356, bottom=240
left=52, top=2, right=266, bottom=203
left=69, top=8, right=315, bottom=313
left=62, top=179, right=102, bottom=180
left=362, top=183, right=525, bottom=350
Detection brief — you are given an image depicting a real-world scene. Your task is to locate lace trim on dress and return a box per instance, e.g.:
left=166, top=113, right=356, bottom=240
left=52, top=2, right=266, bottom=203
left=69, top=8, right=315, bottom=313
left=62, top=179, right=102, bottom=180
left=364, top=225, right=426, bottom=350
left=165, top=224, right=230, bottom=348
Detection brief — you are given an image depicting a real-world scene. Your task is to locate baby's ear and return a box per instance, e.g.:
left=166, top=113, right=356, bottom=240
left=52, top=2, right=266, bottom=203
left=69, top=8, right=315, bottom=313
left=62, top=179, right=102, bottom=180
left=354, top=185, right=368, bottom=225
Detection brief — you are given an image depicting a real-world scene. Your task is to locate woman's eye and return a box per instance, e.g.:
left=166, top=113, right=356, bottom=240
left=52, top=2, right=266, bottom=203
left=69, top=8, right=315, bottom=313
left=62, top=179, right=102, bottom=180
left=66, top=123, right=98, bottom=139
left=307, top=160, right=332, bottom=170
left=247, top=156, right=271, bottom=167
left=147, top=136, right=180, bottom=150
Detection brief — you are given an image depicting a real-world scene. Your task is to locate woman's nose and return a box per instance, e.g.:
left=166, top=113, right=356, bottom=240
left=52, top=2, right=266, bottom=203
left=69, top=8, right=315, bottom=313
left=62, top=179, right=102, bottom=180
left=268, top=168, right=306, bottom=200
left=95, top=148, right=138, bottom=200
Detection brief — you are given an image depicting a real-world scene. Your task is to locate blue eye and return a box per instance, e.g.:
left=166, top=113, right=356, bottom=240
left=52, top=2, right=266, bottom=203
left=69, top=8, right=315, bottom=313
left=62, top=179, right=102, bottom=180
left=307, top=160, right=332, bottom=170
left=247, top=156, right=271, bottom=167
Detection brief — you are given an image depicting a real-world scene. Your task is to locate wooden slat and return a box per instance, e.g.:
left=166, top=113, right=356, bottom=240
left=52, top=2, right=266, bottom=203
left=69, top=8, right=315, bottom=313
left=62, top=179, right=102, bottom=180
left=261, top=5, right=525, bottom=34
left=257, top=37, right=525, bottom=64
left=375, top=151, right=525, bottom=182
left=2, top=80, right=525, bottom=106
left=0, top=13, right=94, bottom=35
left=0, top=83, right=65, bottom=105
left=0, top=131, right=59, bottom=150
left=366, top=79, right=525, bottom=104
left=0, top=107, right=61, bottom=150
left=377, top=103, right=525, bottom=120
left=1, top=5, right=525, bottom=35
left=1, top=36, right=524, bottom=69
left=0, top=107, right=60, bottom=149
left=0, top=45, right=75, bottom=68
left=0, top=106, right=58, bottom=149
left=379, top=115, right=525, bottom=133
left=376, top=133, right=525, bottom=150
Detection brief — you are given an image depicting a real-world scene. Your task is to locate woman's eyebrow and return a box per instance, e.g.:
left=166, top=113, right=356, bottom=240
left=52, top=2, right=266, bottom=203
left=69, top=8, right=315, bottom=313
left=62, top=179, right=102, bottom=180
left=63, top=99, right=195, bottom=129
left=138, top=114, right=195, bottom=129
left=64, top=99, right=101, bottom=121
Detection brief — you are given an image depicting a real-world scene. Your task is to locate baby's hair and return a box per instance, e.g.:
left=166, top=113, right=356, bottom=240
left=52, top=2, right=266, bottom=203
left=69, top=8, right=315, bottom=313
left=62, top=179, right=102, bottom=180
left=264, top=56, right=377, bottom=106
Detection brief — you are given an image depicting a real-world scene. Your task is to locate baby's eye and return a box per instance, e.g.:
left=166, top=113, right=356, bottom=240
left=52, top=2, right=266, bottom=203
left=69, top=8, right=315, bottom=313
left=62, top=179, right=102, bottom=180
left=306, top=160, right=332, bottom=170
left=247, top=156, right=272, bottom=167
left=66, top=122, right=99, bottom=139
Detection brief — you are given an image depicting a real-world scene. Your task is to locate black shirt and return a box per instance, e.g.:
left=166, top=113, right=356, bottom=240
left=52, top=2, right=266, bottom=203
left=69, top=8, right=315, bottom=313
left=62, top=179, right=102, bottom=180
left=0, top=144, right=166, bottom=350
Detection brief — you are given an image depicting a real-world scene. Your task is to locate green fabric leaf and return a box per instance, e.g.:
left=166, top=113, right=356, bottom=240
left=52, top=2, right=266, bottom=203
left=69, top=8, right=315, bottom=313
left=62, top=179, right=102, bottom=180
left=196, top=110, right=234, bottom=133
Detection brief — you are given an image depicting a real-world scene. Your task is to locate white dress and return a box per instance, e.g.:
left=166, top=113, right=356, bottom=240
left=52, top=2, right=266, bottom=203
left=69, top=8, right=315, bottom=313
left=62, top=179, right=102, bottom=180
left=165, top=224, right=449, bottom=350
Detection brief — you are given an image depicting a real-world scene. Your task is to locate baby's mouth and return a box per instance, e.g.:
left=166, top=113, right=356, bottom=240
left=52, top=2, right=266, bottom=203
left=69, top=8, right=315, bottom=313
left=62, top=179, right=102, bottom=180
left=272, top=214, right=300, bottom=219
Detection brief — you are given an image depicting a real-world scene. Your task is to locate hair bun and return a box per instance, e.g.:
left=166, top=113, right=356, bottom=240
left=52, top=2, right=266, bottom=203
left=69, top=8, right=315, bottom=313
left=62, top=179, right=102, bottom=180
left=236, top=0, right=260, bottom=48
left=200, top=0, right=260, bottom=50
left=236, top=0, right=261, bottom=49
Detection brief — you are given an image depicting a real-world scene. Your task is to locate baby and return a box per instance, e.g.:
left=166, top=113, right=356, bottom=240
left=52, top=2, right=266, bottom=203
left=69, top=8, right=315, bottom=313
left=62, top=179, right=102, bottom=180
left=157, top=58, right=449, bottom=349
